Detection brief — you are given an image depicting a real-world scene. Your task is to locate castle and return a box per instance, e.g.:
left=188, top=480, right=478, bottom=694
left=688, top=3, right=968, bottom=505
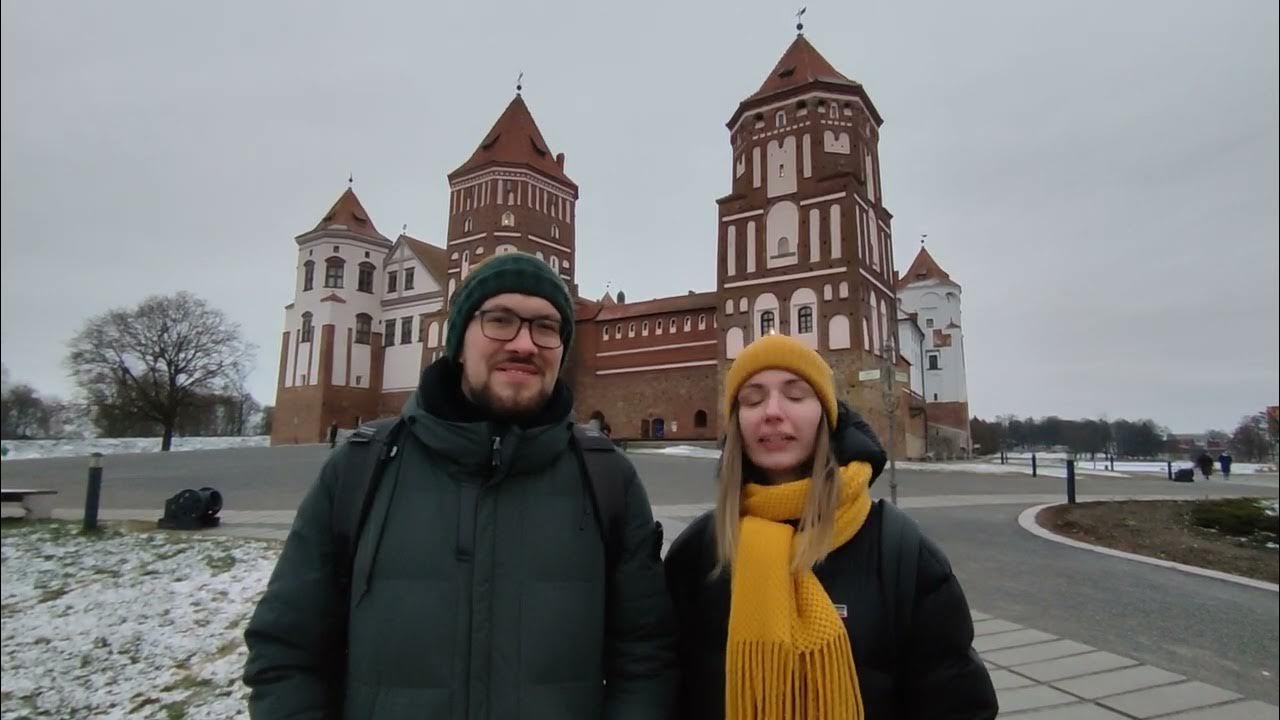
left=271, top=31, right=972, bottom=458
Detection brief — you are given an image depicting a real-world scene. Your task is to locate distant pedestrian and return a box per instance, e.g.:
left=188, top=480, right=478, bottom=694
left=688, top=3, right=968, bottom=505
left=1218, top=451, right=1233, bottom=480
left=1196, top=451, right=1214, bottom=480
left=327, top=421, right=338, bottom=449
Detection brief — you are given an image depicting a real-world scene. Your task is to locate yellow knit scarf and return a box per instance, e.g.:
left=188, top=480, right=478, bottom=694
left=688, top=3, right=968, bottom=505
left=727, top=461, right=873, bottom=720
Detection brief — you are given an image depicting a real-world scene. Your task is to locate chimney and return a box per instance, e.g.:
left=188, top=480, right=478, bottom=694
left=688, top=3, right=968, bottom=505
left=555, top=153, right=565, bottom=169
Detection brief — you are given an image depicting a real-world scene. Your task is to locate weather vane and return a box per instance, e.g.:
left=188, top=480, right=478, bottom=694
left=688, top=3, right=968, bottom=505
left=921, top=233, right=928, bottom=247
left=348, top=172, right=353, bottom=186
left=796, top=6, right=806, bottom=34
left=516, top=72, right=523, bottom=94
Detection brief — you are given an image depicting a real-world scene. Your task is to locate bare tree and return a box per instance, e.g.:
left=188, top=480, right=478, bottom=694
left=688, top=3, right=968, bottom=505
left=1, top=384, right=52, bottom=439
left=66, top=292, right=255, bottom=451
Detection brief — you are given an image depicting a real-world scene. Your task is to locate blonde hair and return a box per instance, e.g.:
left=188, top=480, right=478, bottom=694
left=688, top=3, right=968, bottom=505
left=714, top=405, right=841, bottom=575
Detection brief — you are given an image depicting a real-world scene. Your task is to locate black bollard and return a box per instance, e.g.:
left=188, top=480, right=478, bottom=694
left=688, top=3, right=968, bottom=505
left=83, top=452, right=103, bottom=532
left=1066, top=459, right=1077, bottom=504
left=1167, top=461, right=1173, bottom=480
left=1032, top=454, right=1038, bottom=477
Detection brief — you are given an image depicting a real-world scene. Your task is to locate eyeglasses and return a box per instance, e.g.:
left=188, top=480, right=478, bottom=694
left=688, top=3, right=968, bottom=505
left=475, top=309, right=564, bottom=349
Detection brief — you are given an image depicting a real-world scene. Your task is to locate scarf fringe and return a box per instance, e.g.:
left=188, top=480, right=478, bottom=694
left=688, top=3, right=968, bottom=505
left=726, top=632, right=863, bottom=720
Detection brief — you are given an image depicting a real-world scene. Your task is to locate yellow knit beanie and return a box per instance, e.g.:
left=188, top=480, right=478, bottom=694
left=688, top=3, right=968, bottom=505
left=723, top=334, right=838, bottom=427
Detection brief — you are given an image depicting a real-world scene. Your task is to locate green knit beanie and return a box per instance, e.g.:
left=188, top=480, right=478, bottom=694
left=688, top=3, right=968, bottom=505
left=445, top=253, right=575, bottom=364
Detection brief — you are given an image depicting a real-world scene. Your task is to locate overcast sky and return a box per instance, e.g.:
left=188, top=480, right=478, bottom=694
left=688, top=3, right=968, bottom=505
left=2, top=0, right=1276, bottom=433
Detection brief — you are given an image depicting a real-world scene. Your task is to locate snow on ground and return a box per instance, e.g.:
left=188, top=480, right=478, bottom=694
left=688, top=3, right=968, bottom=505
left=1001, top=452, right=1274, bottom=475
left=629, top=445, right=724, bottom=460
left=1, top=522, right=278, bottom=719
left=895, top=462, right=1130, bottom=478
left=1, top=436, right=271, bottom=461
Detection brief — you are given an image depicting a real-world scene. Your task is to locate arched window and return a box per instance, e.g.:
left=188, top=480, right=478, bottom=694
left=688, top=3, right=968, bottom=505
left=798, top=306, right=814, bottom=334
left=300, top=312, right=314, bottom=342
left=616, top=323, right=622, bottom=337
left=324, top=257, right=344, bottom=288
left=602, top=325, right=611, bottom=341
left=551, top=225, right=560, bottom=239
left=777, top=237, right=791, bottom=256
left=550, top=256, right=560, bottom=273
left=354, top=313, right=372, bottom=344
left=775, top=110, right=786, bottom=127
left=694, top=410, right=708, bottom=428
left=642, top=321, right=649, bottom=336
left=302, top=260, right=315, bottom=291
left=669, top=318, right=677, bottom=333
left=698, top=314, right=707, bottom=330
left=357, top=262, right=376, bottom=293
left=684, top=316, right=692, bottom=331
left=501, top=211, right=515, bottom=227
left=760, top=310, right=776, bottom=336
left=464, top=217, right=473, bottom=233
left=628, top=322, right=636, bottom=338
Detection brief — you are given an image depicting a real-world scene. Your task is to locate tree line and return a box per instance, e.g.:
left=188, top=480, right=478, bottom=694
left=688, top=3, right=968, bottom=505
left=970, top=412, right=1279, bottom=462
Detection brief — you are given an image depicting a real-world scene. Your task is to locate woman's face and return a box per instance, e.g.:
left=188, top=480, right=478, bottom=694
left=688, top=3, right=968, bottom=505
left=736, top=369, right=825, bottom=483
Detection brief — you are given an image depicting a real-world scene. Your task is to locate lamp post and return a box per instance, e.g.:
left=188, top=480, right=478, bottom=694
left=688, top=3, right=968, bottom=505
left=881, top=342, right=900, bottom=505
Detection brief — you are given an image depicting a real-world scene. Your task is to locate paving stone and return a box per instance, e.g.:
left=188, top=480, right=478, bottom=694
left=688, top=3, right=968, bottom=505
left=1054, top=665, right=1186, bottom=700
left=997, top=685, right=1077, bottom=714
left=983, top=640, right=1094, bottom=667
left=1099, top=681, right=1241, bottom=718
left=1001, top=703, right=1131, bottom=719
left=973, top=618, right=1025, bottom=636
left=988, top=669, right=1038, bottom=690
left=973, top=629, right=1058, bottom=653
left=970, top=609, right=994, bottom=622
left=1160, top=700, right=1280, bottom=720
left=1011, top=651, right=1138, bottom=682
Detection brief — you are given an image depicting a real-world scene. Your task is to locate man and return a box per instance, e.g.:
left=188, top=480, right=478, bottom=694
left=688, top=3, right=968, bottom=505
left=327, top=420, right=338, bottom=449
left=1196, top=451, right=1214, bottom=480
left=1218, top=451, right=1233, bottom=480
left=244, top=253, right=678, bottom=719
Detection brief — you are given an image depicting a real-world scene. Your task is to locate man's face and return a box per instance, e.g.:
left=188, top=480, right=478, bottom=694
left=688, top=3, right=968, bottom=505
left=459, top=293, right=565, bottom=420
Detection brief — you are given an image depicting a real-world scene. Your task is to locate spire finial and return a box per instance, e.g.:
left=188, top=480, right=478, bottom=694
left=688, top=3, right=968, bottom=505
left=402, top=223, right=408, bottom=235
left=516, top=71, right=523, bottom=95
left=921, top=233, right=928, bottom=247
left=796, top=6, right=806, bottom=34
left=348, top=172, right=353, bottom=186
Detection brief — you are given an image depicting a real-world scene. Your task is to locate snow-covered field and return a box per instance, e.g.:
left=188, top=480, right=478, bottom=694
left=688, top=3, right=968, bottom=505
left=1, top=436, right=271, bottom=461
left=1, top=522, right=277, bottom=719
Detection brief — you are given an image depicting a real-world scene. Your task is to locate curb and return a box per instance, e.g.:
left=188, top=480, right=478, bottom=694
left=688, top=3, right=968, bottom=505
left=1017, top=502, right=1279, bottom=593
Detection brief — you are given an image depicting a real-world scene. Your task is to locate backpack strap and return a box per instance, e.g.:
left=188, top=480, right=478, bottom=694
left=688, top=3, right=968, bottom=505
left=571, top=425, right=630, bottom=568
left=332, top=417, right=406, bottom=594
left=879, top=499, right=921, bottom=668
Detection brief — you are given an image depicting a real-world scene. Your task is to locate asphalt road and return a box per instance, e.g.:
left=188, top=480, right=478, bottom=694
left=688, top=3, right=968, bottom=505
left=3, top=445, right=1277, bottom=703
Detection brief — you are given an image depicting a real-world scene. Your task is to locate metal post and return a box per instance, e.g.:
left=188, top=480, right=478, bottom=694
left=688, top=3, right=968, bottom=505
left=1032, top=454, right=1038, bottom=477
left=83, top=453, right=103, bottom=532
left=1109, top=455, right=1115, bottom=472
left=1066, top=459, right=1077, bottom=504
left=1167, top=460, right=1173, bottom=480
left=880, top=343, right=899, bottom=506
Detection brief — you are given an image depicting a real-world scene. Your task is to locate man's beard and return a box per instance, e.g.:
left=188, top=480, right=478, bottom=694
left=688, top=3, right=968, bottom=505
left=461, top=361, right=553, bottom=423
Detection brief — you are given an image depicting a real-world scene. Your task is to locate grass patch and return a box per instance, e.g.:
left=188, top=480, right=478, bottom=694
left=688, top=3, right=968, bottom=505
left=1040, top=499, right=1280, bottom=583
left=161, top=674, right=215, bottom=693
left=204, top=553, right=237, bottom=576
left=162, top=700, right=188, bottom=720
left=1188, top=498, right=1279, bottom=545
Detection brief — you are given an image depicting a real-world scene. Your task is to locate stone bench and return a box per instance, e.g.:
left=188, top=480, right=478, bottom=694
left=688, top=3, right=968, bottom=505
left=0, top=489, right=58, bottom=519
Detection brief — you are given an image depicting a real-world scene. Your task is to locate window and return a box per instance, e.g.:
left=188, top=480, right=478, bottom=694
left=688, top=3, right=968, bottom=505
left=355, top=313, right=372, bottom=344
left=798, top=306, right=814, bottom=334
left=616, top=323, right=622, bottom=337
left=501, top=211, right=515, bottom=227
left=760, top=310, right=776, bottom=336
left=400, top=317, right=413, bottom=345
left=655, top=320, right=663, bottom=335
left=775, top=110, right=786, bottom=127
left=302, top=260, right=315, bottom=291
left=926, top=318, right=935, bottom=328
left=387, top=271, right=398, bottom=293
left=927, top=352, right=941, bottom=371
left=694, top=410, right=708, bottom=428
left=384, top=319, right=396, bottom=347
left=464, top=217, right=473, bottom=233
left=602, top=325, right=610, bottom=341
left=778, top=164, right=785, bottom=178
left=324, top=257, right=344, bottom=288
left=684, top=316, right=691, bottom=331
left=300, top=312, right=314, bottom=342
left=357, top=262, right=375, bottom=293
left=698, top=314, right=707, bottom=330
left=551, top=225, right=559, bottom=239
left=777, top=237, right=791, bottom=256
left=404, top=267, right=415, bottom=291
left=629, top=323, right=636, bottom=338
left=642, top=321, right=649, bottom=336
left=669, top=318, right=677, bottom=333
left=933, top=393, right=939, bottom=401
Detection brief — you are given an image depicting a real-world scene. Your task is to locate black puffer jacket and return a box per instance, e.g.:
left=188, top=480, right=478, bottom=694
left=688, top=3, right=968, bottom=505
left=664, top=405, right=997, bottom=719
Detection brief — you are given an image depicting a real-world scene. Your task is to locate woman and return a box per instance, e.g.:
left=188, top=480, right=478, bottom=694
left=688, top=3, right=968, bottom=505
left=664, top=335, right=997, bottom=719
